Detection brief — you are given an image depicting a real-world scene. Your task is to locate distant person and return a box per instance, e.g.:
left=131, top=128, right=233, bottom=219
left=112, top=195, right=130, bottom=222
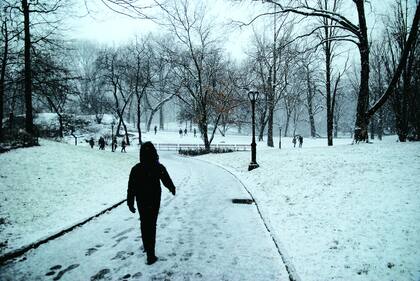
left=127, top=142, right=176, bottom=265
left=179, top=128, right=183, bottom=137
left=193, top=128, right=197, bottom=138
left=112, top=137, right=117, bottom=152
left=298, top=136, right=303, bottom=148
left=292, top=136, right=297, bottom=148
left=184, top=128, right=187, bottom=136
left=99, top=137, right=105, bottom=150
left=89, top=137, right=94, bottom=149
left=121, top=139, right=127, bottom=153
left=154, top=125, right=158, bottom=135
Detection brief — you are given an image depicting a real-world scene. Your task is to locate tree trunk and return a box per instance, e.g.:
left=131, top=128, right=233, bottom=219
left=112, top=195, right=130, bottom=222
left=324, top=17, right=333, bottom=146
left=284, top=113, right=290, bottom=137
left=333, top=116, right=338, bottom=138
left=146, top=109, right=157, bottom=132
left=258, top=122, right=266, bottom=141
left=267, top=102, right=274, bottom=147
left=370, top=116, right=375, bottom=140
left=58, top=114, right=64, bottom=138
left=378, top=108, right=383, bottom=140
left=0, top=20, right=8, bottom=141
left=159, top=105, right=164, bottom=130
left=353, top=0, right=370, bottom=142
left=136, top=95, right=142, bottom=144
left=306, top=69, right=316, bottom=137
left=199, top=112, right=210, bottom=151
left=121, top=117, right=130, bottom=145
left=22, top=0, right=34, bottom=135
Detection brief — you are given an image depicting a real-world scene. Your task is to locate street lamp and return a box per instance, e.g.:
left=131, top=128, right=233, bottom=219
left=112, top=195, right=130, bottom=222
left=248, top=90, right=259, bottom=171
left=111, top=120, right=115, bottom=152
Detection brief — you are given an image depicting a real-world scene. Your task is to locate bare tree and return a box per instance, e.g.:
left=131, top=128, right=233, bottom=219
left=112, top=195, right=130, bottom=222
left=374, top=0, right=420, bottom=141
left=96, top=48, right=133, bottom=144
left=256, top=0, right=420, bottom=142
left=158, top=0, right=230, bottom=150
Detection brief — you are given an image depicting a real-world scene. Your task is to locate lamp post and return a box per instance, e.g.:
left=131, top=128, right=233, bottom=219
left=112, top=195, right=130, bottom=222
left=248, top=90, right=259, bottom=171
left=111, top=120, right=115, bottom=152
left=279, top=126, right=282, bottom=149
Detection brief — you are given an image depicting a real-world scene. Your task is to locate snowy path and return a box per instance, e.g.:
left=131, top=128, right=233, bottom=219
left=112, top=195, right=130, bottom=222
left=0, top=152, right=289, bottom=281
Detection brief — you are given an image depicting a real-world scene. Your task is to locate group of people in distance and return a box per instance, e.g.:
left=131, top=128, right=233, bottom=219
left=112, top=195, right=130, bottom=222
left=179, top=128, right=197, bottom=137
left=292, top=135, right=304, bottom=148
left=88, top=136, right=126, bottom=152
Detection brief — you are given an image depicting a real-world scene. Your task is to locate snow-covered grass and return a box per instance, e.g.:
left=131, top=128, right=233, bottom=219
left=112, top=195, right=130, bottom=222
left=2, top=122, right=419, bottom=281
left=0, top=139, right=138, bottom=254
left=198, top=137, right=420, bottom=281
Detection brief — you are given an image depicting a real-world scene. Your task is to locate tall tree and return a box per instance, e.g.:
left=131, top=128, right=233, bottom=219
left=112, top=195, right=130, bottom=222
left=258, top=0, right=420, bottom=142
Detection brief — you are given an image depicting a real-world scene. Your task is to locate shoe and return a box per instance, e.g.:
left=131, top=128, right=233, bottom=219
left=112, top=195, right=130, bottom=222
left=147, top=255, right=158, bottom=265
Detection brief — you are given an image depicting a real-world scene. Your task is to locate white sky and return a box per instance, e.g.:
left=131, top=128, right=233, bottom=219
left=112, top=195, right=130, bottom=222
left=66, top=0, right=404, bottom=62
left=67, top=0, right=258, bottom=61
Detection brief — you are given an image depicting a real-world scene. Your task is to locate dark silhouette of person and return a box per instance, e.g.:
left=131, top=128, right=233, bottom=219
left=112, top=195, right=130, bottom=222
left=98, top=137, right=105, bottom=150
left=292, top=136, right=297, bottom=148
left=112, top=137, right=117, bottom=152
left=127, top=142, right=176, bottom=265
left=298, top=136, right=303, bottom=148
left=121, top=139, right=126, bottom=153
left=89, top=137, right=94, bottom=149
left=179, top=128, right=183, bottom=137
left=193, top=128, right=197, bottom=138
left=184, top=128, right=187, bottom=136
left=154, top=125, right=158, bottom=135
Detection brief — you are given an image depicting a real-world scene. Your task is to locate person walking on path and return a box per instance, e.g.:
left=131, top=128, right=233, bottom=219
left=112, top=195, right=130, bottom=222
left=298, top=136, right=303, bottom=148
left=121, top=139, right=127, bottom=153
left=184, top=128, right=188, bottom=136
left=89, top=137, right=94, bottom=149
left=127, top=142, right=176, bottom=265
left=179, top=128, right=183, bottom=137
left=154, top=125, right=158, bottom=135
left=292, top=136, right=297, bottom=148
left=193, top=128, right=197, bottom=137
left=98, top=137, right=105, bottom=150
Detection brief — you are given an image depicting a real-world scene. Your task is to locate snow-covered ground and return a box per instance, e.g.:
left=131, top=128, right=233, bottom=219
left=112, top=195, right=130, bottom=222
left=1, top=149, right=289, bottom=281
left=199, top=137, right=420, bottom=281
left=1, top=129, right=419, bottom=281
left=0, top=139, right=138, bottom=253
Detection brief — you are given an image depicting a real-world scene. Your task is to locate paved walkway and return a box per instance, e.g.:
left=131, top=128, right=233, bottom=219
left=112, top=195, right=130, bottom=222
left=0, top=153, right=289, bottom=280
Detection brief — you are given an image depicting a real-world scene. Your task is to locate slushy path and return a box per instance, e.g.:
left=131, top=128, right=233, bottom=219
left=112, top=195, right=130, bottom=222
left=0, top=152, right=289, bottom=280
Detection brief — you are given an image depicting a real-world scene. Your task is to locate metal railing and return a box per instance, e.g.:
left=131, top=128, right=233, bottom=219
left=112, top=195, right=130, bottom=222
left=155, top=143, right=250, bottom=151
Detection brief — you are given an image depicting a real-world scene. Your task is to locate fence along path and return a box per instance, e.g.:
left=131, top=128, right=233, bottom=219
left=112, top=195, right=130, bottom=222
left=155, top=143, right=250, bottom=151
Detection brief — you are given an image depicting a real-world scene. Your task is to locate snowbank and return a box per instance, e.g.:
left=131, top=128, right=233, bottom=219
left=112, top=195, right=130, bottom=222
left=0, top=140, right=138, bottom=254
left=199, top=137, right=420, bottom=281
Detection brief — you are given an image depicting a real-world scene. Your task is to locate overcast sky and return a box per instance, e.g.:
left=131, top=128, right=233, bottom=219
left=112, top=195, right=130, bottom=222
left=65, top=0, right=406, bottom=62
left=67, top=0, right=258, bottom=61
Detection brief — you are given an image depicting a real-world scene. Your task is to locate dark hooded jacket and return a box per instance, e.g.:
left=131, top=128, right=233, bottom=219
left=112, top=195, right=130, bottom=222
left=127, top=162, right=175, bottom=207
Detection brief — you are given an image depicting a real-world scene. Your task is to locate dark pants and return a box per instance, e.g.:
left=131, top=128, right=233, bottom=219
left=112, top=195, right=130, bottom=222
left=137, top=203, right=160, bottom=258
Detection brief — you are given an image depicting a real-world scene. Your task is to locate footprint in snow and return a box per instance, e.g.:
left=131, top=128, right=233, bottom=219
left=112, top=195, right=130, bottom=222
left=111, top=251, right=134, bottom=261
left=85, top=248, right=98, bottom=256
left=112, top=236, right=128, bottom=247
left=90, top=268, right=111, bottom=281
left=85, top=244, right=104, bottom=256
left=132, top=272, right=143, bottom=278
left=50, top=264, right=80, bottom=281
left=117, top=273, right=131, bottom=280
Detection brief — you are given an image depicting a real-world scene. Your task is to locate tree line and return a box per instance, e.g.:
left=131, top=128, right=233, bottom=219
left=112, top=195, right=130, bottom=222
left=1, top=0, right=419, bottom=150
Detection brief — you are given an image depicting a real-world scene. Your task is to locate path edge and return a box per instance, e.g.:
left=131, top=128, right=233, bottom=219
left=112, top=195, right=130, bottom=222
left=0, top=199, right=127, bottom=265
left=193, top=156, right=302, bottom=281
